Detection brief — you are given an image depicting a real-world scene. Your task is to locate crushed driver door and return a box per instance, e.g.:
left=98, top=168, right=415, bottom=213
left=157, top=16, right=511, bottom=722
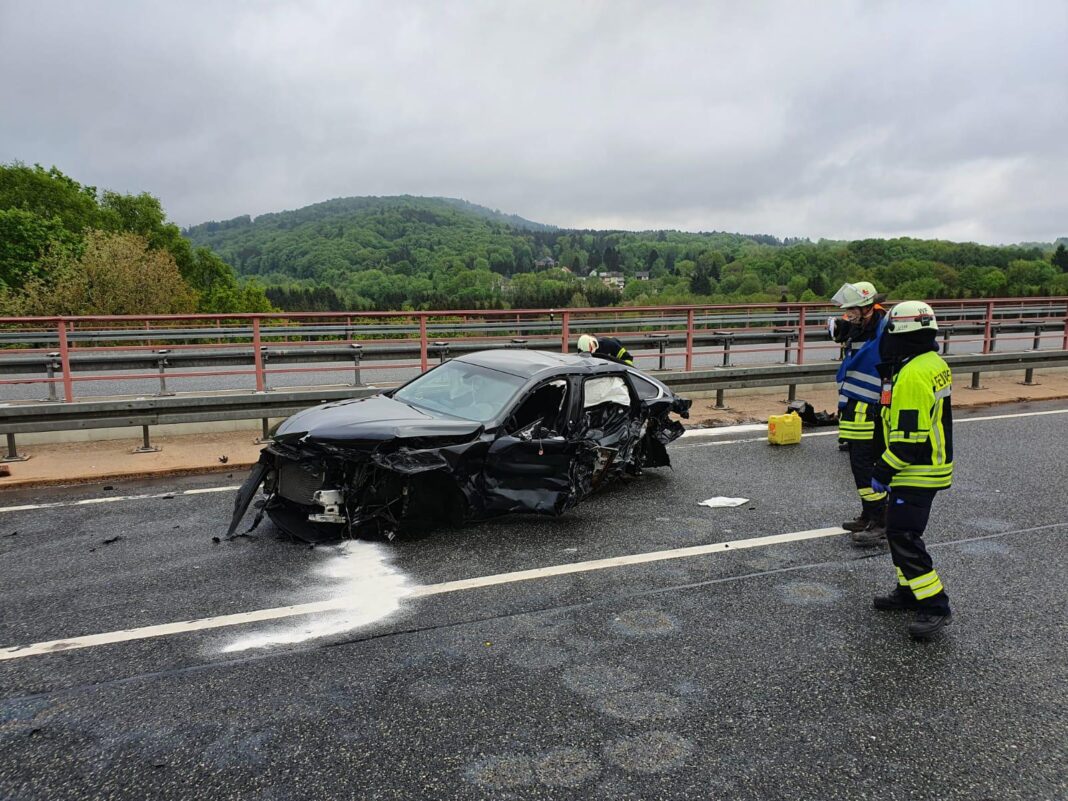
left=481, top=378, right=587, bottom=515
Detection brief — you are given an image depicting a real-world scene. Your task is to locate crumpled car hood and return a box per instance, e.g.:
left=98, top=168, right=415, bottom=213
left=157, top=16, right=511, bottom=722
left=273, top=395, right=483, bottom=446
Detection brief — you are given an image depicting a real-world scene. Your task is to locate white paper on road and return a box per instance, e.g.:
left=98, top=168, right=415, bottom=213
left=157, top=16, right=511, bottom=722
left=698, top=497, right=750, bottom=508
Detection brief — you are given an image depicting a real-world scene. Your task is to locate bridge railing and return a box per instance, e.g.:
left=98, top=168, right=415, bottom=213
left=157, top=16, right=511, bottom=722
left=1, top=297, right=1066, bottom=403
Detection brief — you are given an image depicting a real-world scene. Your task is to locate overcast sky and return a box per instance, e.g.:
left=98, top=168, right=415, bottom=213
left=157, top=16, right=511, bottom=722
left=2, top=1, right=1066, bottom=243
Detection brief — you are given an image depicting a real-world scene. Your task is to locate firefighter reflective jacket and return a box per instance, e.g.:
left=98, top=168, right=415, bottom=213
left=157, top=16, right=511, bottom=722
left=873, top=350, right=954, bottom=491
left=594, top=336, right=634, bottom=366
left=836, top=316, right=888, bottom=409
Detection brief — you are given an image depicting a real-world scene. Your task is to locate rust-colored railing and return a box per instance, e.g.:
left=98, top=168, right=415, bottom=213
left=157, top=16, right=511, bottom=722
left=2, top=297, right=1066, bottom=403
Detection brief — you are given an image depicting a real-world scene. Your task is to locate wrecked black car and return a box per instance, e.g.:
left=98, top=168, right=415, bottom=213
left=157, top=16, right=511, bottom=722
left=228, top=349, right=692, bottom=542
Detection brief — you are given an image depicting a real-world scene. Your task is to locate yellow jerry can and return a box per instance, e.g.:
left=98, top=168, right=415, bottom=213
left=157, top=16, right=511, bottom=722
left=767, top=411, right=802, bottom=445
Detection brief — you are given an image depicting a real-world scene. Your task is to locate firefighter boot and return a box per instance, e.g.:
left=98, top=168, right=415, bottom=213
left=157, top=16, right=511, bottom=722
left=908, top=610, right=953, bottom=639
left=873, top=587, right=918, bottom=611
left=842, top=514, right=869, bottom=532
left=850, top=520, right=887, bottom=546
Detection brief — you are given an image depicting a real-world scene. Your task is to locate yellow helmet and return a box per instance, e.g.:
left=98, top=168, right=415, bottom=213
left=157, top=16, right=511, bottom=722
left=831, top=281, right=878, bottom=309
left=886, top=300, right=938, bottom=334
left=577, top=334, right=598, bottom=353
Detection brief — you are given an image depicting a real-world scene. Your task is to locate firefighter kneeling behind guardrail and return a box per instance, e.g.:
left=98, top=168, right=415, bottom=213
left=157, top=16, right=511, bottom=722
left=868, top=300, right=954, bottom=639
left=830, top=281, right=889, bottom=541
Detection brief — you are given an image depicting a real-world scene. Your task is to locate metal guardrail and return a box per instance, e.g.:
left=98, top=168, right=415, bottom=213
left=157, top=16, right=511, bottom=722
left=2, top=320, right=1062, bottom=385
left=2, top=298, right=1066, bottom=402
left=2, top=349, right=1065, bottom=461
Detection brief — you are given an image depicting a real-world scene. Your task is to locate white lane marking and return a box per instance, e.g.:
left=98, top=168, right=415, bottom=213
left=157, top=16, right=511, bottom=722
left=0, top=526, right=844, bottom=661
left=1, top=406, right=1065, bottom=513
left=680, top=407, right=1068, bottom=447
left=957, top=408, right=1068, bottom=423
left=681, top=424, right=768, bottom=439
left=0, top=486, right=240, bottom=514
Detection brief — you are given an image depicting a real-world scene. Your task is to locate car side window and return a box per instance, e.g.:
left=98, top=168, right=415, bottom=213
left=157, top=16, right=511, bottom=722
left=629, top=373, right=663, bottom=400
left=506, top=379, right=569, bottom=436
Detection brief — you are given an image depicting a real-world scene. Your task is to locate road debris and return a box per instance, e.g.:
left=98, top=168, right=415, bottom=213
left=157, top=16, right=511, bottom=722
left=697, top=497, right=750, bottom=508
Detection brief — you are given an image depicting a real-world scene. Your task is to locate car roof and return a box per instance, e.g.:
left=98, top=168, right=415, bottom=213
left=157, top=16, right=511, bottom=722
left=456, top=348, right=623, bottom=378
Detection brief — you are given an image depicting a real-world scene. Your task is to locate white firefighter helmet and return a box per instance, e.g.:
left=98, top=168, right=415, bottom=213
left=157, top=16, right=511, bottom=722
left=577, top=334, right=598, bottom=353
left=831, top=281, right=879, bottom=309
left=886, top=300, right=939, bottom=334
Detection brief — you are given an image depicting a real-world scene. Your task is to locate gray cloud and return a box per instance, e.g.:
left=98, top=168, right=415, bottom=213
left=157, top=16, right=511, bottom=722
left=2, top=0, right=1065, bottom=243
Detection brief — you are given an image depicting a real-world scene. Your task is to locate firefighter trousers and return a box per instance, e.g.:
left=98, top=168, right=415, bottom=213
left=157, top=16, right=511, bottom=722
left=886, top=489, right=950, bottom=613
left=839, top=399, right=887, bottom=520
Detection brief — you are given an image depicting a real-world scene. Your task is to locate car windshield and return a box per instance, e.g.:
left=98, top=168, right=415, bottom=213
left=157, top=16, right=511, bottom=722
left=393, top=361, right=527, bottom=422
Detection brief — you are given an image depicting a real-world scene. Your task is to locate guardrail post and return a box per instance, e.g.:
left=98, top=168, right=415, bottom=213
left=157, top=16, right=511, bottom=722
left=989, top=323, right=1000, bottom=353
left=252, top=318, right=265, bottom=392
left=969, top=371, right=982, bottom=390
left=350, top=344, right=363, bottom=386
left=714, top=335, right=731, bottom=409
left=57, top=320, right=74, bottom=402
left=45, top=352, right=60, bottom=402
left=982, top=301, right=994, bottom=353
left=648, top=333, right=669, bottom=370
left=685, top=309, right=695, bottom=371
left=797, top=307, right=807, bottom=365
left=1021, top=326, right=1041, bottom=385
left=257, top=418, right=271, bottom=443
left=560, top=311, right=570, bottom=354
left=132, top=425, right=160, bottom=454
left=2, top=434, right=29, bottom=463
left=783, top=332, right=795, bottom=364
left=941, top=327, right=952, bottom=355
left=260, top=346, right=271, bottom=391
left=434, top=341, right=450, bottom=364
left=419, top=315, right=429, bottom=371
left=156, top=349, right=174, bottom=396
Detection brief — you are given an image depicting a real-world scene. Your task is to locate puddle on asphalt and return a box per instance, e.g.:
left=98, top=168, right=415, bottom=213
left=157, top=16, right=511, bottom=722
left=219, top=541, right=414, bottom=653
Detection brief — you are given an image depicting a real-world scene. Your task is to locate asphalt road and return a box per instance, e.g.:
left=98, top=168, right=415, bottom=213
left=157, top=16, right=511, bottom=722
left=0, top=400, right=1065, bottom=800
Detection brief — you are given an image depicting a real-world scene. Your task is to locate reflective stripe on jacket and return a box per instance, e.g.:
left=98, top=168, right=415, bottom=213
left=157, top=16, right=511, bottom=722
left=873, top=350, right=954, bottom=491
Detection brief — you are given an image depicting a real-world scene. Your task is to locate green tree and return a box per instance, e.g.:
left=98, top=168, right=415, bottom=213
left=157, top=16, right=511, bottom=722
left=16, top=231, right=198, bottom=315
left=0, top=208, right=79, bottom=289
left=1050, top=244, right=1068, bottom=273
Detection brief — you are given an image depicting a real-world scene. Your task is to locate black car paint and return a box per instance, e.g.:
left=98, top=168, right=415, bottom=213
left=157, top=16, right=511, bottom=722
left=227, top=351, right=691, bottom=541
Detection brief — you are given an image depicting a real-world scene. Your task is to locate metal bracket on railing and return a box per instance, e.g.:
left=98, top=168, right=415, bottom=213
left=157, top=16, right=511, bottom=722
left=156, top=349, right=175, bottom=397
left=2, top=433, right=29, bottom=463
left=434, top=341, right=450, bottom=364
left=350, top=344, right=363, bottom=387
left=132, top=425, right=161, bottom=454
left=44, top=352, right=61, bottom=402
left=511, top=338, right=528, bottom=349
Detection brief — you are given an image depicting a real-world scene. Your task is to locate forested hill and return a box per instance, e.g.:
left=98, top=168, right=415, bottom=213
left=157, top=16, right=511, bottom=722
left=183, top=194, right=1068, bottom=312
left=182, top=195, right=781, bottom=310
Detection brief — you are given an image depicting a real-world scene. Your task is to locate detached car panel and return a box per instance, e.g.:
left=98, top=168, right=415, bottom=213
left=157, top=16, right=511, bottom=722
left=228, top=350, right=691, bottom=541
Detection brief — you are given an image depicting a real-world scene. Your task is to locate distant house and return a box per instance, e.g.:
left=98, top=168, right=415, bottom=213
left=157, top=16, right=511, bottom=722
left=635, top=271, right=650, bottom=281
left=534, top=257, right=557, bottom=268
left=596, top=271, right=625, bottom=290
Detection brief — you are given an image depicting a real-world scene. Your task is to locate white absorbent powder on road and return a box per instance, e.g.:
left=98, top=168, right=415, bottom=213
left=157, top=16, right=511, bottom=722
left=221, top=541, right=414, bottom=653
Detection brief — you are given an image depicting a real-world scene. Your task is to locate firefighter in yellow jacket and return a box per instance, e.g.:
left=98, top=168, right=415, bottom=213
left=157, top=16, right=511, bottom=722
left=869, top=301, right=954, bottom=639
